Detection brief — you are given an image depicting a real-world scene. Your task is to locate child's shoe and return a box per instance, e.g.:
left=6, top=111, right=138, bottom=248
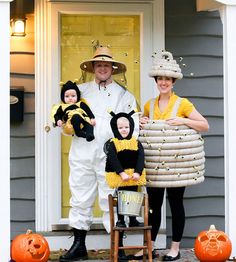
left=129, top=217, right=144, bottom=227
left=74, top=130, right=86, bottom=138
left=116, top=220, right=127, bottom=228
left=86, top=133, right=95, bottom=142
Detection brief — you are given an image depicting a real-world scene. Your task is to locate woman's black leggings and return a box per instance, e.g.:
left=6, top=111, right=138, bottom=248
left=147, top=186, right=185, bottom=242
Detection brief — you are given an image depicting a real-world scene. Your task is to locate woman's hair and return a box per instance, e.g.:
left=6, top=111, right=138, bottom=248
left=153, top=76, right=177, bottom=83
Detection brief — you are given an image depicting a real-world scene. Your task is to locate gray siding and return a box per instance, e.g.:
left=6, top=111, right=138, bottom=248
left=10, top=14, right=35, bottom=239
left=165, top=0, right=224, bottom=248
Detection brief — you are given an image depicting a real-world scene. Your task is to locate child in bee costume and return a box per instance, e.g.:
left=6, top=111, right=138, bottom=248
left=105, top=110, right=146, bottom=260
left=51, top=80, right=95, bottom=142
left=105, top=110, right=146, bottom=227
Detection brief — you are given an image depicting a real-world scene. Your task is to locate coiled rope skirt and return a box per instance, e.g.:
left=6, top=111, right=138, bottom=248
left=139, top=120, right=205, bottom=188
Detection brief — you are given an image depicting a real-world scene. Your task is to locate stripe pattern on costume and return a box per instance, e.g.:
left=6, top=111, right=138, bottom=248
left=139, top=120, right=205, bottom=188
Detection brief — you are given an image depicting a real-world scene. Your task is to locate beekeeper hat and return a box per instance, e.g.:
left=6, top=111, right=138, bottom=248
left=80, top=46, right=127, bottom=75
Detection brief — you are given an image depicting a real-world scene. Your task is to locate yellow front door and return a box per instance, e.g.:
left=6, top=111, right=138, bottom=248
left=60, top=14, right=140, bottom=218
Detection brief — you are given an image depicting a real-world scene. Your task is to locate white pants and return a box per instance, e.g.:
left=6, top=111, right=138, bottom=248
left=68, top=137, right=114, bottom=233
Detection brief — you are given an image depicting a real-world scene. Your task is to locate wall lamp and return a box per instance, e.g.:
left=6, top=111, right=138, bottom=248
left=10, top=0, right=26, bottom=37
left=11, top=18, right=26, bottom=36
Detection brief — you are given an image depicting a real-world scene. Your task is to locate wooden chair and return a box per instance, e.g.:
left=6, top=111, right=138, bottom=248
left=108, top=193, right=153, bottom=262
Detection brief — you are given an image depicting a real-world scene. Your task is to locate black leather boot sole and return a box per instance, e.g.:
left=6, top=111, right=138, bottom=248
left=59, top=253, right=88, bottom=261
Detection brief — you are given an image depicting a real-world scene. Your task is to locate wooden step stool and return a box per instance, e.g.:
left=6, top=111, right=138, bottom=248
left=108, top=193, right=153, bottom=262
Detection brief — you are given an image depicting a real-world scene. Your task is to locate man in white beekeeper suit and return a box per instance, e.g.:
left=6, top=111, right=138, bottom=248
left=59, top=46, right=139, bottom=262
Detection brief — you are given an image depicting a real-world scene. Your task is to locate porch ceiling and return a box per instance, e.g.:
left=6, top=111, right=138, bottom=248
left=196, top=0, right=236, bottom=11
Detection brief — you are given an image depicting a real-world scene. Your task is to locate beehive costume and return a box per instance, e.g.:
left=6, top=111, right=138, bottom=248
left=60, top=47, right=139, bottom=262
left=139, top=51, right=205, bottom=187
left=139, top=50, right=205, bottom=244
left=51, top=80, right=95, bottom=141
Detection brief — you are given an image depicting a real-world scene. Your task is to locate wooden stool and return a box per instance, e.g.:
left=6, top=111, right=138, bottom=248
left=108, top=193, right=153, bottom=262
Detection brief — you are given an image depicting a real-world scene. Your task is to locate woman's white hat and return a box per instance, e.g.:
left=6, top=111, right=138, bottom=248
left=149, top=50, right=183, bottom=80
left=80, top=46, right=126, bottom=75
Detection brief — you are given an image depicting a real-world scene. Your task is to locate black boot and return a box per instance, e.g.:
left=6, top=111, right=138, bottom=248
left=59, top=229, right=88, bottom=261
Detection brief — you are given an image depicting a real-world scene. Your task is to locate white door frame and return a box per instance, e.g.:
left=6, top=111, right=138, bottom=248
left=35, top=0, right=164, bottom=239
left=0, top=1, right=11, bottom=260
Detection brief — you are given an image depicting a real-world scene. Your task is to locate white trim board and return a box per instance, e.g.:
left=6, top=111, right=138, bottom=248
left=0, top=2, right=11, bottom=261
left=221, top=4, right=236, bottom=258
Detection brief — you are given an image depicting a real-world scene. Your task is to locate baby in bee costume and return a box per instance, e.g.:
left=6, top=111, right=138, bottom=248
left=51, top=80, right=95, bottom=141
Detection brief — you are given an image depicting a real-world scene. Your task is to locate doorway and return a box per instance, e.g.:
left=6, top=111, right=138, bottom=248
left=60, top=14, right=141, bottom=217
left=36, top=2, right=165, bottom=248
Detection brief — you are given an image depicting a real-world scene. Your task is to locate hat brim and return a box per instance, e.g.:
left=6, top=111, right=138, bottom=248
left=80, top=56, right=127, bottom=75
left=149, top=69, right=183, bottom=80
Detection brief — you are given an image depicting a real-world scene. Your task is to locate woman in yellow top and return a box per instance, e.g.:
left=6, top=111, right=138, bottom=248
left=135, top=51, right=209, bottom=261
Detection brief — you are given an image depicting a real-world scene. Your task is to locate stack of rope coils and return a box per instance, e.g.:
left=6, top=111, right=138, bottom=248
left=139, top=120, right=205, bottom=188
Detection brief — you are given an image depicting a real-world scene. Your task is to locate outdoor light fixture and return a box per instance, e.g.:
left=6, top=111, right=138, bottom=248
left=10, top=0, right=26, bottom=37
left=11, top=18, right=26, bottom=36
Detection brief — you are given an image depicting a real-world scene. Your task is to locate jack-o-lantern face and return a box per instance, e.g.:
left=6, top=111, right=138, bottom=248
left=194, top=225, right=232, bottom=262
left=11, top=230, right=50, bottom=262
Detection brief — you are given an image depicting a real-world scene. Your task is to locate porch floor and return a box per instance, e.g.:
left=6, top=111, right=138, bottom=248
left=49, top=248, right=199, bottom=261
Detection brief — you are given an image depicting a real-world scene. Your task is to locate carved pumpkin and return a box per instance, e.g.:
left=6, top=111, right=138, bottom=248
left=11, top=229, right=50, bottom=262
left=194, top=225, right=232, bottom=262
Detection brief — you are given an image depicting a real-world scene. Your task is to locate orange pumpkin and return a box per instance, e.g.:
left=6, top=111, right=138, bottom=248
left=11, top=229, right=50, bottom=262
left=194, top=225, right=232, bottom=262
